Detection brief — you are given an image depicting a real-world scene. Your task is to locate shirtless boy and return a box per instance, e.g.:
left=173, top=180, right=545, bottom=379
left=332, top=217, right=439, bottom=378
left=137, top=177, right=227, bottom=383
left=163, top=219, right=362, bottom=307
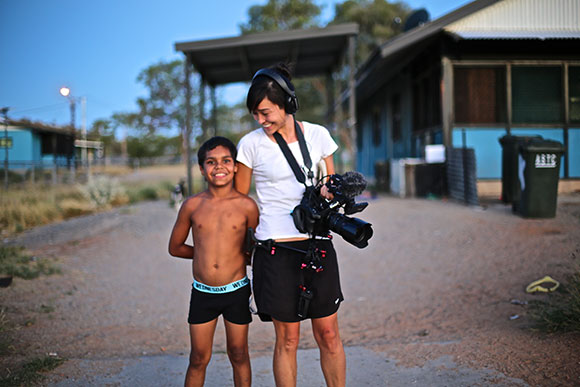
left=168, top=136, right=259, bottom=387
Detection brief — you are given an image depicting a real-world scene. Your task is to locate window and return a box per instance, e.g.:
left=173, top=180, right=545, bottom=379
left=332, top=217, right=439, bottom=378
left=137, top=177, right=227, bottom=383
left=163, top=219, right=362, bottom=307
left=512, top=66, right=562, bottom=124
left=372, top=109, right=381, bottom=146
left=454, top=67, right=506, bottom=124
left=569, top=66, right=580, bottom=123
left=41, top=133, right=53, bottom=154
left=413, top=72, right=441, bottom=131
left=391, top=94, right=401, bottom=141
left=0, top=137, right=12, bottom=148
left=40, top=133, right=70, bottom=155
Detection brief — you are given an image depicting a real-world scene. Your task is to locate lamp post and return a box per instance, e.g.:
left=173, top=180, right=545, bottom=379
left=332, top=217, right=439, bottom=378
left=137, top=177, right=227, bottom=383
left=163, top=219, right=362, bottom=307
left=60, top=87, right=88, bottom=177
left=60, top=87, right=76, bottom=178
left=1, top=107, right=9, bottom=189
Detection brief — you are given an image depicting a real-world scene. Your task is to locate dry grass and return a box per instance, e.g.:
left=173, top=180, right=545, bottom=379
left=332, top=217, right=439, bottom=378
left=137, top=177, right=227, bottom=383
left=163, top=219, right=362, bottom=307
left=0, top=165, right=192, bottom=237
left=90, top=164, right=133, bottom=177
left=0, top=184, right=83, bottom=235
left=529, top=265, right=580, bottom=333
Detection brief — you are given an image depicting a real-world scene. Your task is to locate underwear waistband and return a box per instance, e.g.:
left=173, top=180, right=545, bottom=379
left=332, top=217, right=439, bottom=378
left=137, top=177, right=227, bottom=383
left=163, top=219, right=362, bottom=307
left=193, top=277, right=249, bottom=294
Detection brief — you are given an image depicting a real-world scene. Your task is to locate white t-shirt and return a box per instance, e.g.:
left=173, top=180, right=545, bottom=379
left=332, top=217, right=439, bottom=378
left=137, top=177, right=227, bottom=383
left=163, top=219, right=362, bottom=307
left=237, top=121, right=338, bottom=240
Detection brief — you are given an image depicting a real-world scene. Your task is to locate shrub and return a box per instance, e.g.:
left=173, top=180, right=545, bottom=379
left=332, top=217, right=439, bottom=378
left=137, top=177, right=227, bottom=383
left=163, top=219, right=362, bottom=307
left=79, top=175, right=127, bottom=208
left=529, top=266, right=580, bottom=333
left=58, top=198, right=95, bottom=218
left=0, top=246, right=61, bottom=280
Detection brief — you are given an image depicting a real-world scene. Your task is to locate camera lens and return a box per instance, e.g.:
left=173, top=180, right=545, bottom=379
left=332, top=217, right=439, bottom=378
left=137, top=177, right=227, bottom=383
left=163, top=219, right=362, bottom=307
left=326, top=212, right=373, bottom=248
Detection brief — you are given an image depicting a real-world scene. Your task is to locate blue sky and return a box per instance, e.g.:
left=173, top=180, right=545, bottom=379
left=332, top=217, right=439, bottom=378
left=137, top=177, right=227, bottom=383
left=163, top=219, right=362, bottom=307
left=0, top=0, right=471, bottom=130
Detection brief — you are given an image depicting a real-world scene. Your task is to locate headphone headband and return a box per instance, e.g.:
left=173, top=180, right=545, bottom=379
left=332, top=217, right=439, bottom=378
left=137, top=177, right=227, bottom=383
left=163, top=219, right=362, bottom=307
left=252, top=68, right=299, bottom=114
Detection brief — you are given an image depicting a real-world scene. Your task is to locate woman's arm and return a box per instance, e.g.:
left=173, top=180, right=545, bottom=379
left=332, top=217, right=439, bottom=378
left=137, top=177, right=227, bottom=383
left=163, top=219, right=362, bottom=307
left=323, top=154, right=335, bottom=176
left=235, top=163, right=253, bottom=195
left=320, top=154, right=336, bottom=199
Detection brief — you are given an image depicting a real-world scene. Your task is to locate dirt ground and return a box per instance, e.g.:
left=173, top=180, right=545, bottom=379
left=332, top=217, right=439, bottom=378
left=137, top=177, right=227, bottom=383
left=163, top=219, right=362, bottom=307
left=1, top=189, right=580, bottom=386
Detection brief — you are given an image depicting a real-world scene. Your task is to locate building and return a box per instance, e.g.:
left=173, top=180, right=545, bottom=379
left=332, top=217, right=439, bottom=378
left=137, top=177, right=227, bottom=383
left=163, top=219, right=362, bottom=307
left=1, top=119, right=75, bottom=172
left=355, top=0, right=580, bottom=194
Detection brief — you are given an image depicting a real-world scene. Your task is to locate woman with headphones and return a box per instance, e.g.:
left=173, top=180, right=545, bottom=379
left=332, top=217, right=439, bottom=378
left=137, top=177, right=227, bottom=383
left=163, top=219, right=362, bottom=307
left=235, top=63, right=346, bottom=387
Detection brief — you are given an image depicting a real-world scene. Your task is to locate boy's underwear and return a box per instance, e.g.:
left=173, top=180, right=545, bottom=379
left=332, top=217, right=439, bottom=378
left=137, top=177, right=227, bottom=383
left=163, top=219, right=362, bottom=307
left=188, top=277, right=252, bottom=325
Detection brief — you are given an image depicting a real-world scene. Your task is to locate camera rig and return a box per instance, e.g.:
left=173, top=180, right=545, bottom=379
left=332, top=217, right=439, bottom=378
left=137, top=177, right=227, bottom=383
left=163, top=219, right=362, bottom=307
left=292, top=171, right=374, bottom=248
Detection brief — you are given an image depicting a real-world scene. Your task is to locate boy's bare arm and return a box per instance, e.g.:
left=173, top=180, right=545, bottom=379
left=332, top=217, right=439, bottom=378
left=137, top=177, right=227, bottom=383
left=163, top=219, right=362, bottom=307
left=168, top=199, right=195, bottom=259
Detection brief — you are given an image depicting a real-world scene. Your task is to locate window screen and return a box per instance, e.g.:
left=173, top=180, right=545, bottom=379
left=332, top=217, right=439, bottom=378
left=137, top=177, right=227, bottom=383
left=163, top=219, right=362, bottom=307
left=512, top=66, right=562, bottom=124
left=569, top=66, right=580, bottom=123
left=454, top=67, right=506, bottom=124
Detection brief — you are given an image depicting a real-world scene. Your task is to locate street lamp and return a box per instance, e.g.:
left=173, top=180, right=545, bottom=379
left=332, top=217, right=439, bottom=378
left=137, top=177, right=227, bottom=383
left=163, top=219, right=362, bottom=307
left=59, top=87, right=88, bottom=175
left=59, top=87, right=70, bottom=98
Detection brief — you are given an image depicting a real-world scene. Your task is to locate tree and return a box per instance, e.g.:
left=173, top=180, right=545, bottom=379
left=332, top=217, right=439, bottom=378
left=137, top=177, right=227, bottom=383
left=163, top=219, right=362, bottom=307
left=239, top=1, right=329, bottom=126
left=239, top=0, right=322, bottom=34
left=117, top=59, right=191, bottom=136
left=331, top=0, right=411, bottom=64
left=89, top=118, right=122, bottom=158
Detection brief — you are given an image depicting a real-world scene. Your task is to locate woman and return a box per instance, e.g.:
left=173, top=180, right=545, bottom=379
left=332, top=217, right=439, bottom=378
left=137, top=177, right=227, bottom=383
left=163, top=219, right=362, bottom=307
left=235, top=63, right=346, bottom=387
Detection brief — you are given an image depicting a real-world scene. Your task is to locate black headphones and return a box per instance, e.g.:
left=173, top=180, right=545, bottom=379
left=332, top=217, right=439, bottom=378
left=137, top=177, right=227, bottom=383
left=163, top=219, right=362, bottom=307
left=252, top=68, right=299, bottom=114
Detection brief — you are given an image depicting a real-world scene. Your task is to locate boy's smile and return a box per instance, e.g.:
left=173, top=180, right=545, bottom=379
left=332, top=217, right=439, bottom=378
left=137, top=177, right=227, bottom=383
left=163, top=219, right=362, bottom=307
left=200, top=145, right=237, bottom=186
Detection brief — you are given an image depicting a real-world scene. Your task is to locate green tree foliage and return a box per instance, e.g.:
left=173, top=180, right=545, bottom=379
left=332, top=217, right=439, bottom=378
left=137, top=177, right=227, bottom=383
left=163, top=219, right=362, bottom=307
left=90, top=118, right=122, bottom=157
left=126, top=134, right=182, bottom=160
left=239, top=0, right=322, bottom=34
left=239, top=1, right=329, bottom=125
left=118, top=59, right=190, bottom=135
left=331, top=0, right=411, bottom=64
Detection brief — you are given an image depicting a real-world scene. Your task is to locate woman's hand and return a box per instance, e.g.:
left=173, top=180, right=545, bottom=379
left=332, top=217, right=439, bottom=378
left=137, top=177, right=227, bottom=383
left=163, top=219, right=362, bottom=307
left=320, top=184, right=334, bottom=200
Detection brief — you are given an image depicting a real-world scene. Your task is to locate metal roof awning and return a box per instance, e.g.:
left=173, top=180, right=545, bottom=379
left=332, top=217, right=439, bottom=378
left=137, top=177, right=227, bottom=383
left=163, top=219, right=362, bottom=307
left=175, top=23, right=359, bottom=85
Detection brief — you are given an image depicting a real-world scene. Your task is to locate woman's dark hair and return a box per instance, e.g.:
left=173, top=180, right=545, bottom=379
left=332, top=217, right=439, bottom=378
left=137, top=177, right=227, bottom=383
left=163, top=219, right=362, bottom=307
left=197, top=136, right=237, bottom=166
left=246, top=62, right=295, bottom=113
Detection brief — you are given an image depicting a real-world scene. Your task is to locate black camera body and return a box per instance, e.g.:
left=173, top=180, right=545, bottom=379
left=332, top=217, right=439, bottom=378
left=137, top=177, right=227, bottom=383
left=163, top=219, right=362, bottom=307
left=291, top=171, right=373, bottom=248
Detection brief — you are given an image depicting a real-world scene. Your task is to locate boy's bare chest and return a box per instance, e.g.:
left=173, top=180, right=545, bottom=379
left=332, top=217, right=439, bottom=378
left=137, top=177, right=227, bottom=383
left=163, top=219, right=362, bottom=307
left=191, top=203, right=246, bottom=233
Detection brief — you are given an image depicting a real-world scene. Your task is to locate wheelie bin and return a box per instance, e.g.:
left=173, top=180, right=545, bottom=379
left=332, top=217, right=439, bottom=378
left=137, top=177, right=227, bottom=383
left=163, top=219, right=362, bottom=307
left=498, top=135, right=541, bottom=203
left=513, top=138, right=565, bottom=218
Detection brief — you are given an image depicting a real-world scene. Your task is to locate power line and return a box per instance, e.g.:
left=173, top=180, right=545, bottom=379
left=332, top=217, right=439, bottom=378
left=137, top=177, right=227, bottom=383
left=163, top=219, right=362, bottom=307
left=11, top=103, right=68, bottom=114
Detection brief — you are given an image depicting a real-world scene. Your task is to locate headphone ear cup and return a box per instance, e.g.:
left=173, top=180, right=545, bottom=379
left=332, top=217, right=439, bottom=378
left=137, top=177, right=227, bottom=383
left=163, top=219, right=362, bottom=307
left=285, top=96, right=296, bottom=114
left=286, top=95, right=298, bottom=114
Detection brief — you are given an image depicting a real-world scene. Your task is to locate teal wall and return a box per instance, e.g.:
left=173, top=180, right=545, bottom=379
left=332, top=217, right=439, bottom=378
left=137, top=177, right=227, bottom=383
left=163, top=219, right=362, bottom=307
left=452, top=128, right=568, bottom=179
left=452, top=128, right=506, bottom=179
left=4, top=128, right=35, bottom=162
left=356, top=73, right=414, bottom=178
left=569, top=128, right=580, bottom=177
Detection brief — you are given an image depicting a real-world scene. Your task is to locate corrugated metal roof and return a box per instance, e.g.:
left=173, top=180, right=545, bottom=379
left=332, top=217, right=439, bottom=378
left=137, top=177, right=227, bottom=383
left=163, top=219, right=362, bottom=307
left=175, top=23, right=359, bottom=85
left=356, top=0, right=500, bottom=82
left=450, top=31, right=580, bottom=39
left=356, top=0, right=580, bottom=99
left=445, top=0, right=580, bottom=38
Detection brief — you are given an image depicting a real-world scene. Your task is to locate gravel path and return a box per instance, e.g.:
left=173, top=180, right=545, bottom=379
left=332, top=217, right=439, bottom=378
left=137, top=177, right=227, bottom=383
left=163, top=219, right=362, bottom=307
left=2, top=194, right=580, bottom=386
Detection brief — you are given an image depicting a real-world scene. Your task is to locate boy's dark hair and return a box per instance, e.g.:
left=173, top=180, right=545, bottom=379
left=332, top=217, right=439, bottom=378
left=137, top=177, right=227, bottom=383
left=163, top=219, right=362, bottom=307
left=197, top=136, right=237, bottom=166
left=246, top=62, right=294, bottom=113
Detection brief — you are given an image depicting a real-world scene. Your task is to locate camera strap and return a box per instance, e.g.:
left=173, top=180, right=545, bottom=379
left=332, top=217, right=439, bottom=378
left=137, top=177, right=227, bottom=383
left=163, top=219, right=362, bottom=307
left=273, top=115, right=313, bottom=186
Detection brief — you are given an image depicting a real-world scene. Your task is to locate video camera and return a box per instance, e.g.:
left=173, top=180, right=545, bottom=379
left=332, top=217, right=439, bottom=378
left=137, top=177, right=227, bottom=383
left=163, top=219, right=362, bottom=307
left=291, top=171, right=373, bottom=248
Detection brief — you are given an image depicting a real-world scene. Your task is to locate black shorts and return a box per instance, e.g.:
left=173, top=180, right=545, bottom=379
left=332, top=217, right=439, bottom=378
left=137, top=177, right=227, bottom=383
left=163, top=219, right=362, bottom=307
left=252, top=239, right=343, bottom=322
left=187, top=282, right=252, bottom=325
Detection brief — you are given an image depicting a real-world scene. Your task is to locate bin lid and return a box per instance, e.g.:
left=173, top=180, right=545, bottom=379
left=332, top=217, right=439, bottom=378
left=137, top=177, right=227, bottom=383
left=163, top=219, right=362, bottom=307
left=499, top=135, right=542, bottom=145
left=520, top=138, right=565, bottom=153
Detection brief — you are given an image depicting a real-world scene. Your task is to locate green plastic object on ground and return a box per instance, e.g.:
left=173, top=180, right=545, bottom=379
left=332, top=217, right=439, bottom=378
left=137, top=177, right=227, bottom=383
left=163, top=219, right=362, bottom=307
left=498, top=135, right=542, bottom=204
left=514, top=138, right=565, bottom=218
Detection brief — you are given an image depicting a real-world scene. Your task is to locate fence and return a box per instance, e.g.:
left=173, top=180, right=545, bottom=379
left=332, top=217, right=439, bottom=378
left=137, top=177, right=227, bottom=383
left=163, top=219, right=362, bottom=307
left=1, top=155, right=188, bottom=187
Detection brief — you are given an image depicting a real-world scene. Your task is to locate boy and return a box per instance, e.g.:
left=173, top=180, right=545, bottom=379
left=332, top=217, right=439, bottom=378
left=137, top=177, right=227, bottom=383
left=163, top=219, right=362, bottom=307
left=169, top=136, right=259, bottom=387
